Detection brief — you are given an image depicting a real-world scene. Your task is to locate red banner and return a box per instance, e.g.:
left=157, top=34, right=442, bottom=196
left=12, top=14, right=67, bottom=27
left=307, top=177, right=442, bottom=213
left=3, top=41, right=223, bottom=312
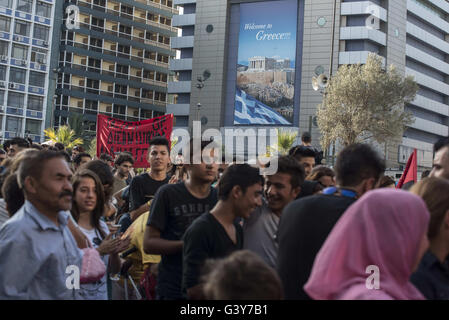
left=96, top=114, right=173, bottom=168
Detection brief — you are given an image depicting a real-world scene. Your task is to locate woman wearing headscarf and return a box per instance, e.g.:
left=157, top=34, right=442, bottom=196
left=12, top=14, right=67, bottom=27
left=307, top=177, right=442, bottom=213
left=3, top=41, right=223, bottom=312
left=304, top=189, right=430, bottom=300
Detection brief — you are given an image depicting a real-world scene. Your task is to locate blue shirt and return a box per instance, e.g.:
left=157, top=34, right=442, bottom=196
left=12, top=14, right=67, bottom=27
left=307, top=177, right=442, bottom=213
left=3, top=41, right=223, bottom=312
left=0, top=200, right=83, bottom=299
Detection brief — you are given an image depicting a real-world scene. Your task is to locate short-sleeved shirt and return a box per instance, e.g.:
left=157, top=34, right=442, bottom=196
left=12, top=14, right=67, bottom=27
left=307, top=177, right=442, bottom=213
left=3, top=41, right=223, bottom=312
left=147, top=182, right=218, bottom=299
left=182, top=212, right=243, bottom=295
left=129, top=173, right=169, bottom=211
left=243, top=203, right=279, bottom=268
left=0, top=201, right=83, bottom=299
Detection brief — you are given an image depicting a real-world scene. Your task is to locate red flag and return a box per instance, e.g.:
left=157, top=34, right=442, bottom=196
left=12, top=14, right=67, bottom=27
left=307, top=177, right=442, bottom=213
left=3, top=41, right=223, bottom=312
left=96, top=114, right=174, bottom=168
left=396, top=149, right=417, bottom=189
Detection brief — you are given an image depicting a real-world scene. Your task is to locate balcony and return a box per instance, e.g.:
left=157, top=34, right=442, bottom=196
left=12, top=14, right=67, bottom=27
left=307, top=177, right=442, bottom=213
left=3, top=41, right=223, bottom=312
left=339, top=51, right=385, bottom=66
left=167, top=103, right=190, bottom=116
left=169, top=58, right=192, bottom=71
left=172, top=14, right=196, bottom=27
left=341, top=1, right=388, bottom=22
left=174, top=0, right=196, bottom=5
left=171, top=36, right=194, bottom=49
left=168, top=81, right=191, bottom=93
left=340, top=26, right=386, bottom=46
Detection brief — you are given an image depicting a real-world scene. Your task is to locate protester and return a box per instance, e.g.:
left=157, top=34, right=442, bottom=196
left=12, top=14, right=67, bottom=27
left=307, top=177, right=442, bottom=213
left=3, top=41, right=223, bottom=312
left=277, top=143, right=385, bottom=299
left=0, top=149, right=6, bottom=163
left=73, top=152, right=92, bottom=172
left=71, top=145, right=85, bottom=161
left=7, top=137, right=30, bottom=158
left=129, top=137, right=171, bottom=222
left=410, top=177, right=449, bottom=300
left=112, top=152, right=134, bottom=196
left=0, top=150, right=83, bottom=299
left=83, top=160, right=116, bottom=221
left=1, top=173, right=24, bottom=218
left=377, top=175, right=396, bottom=188
left=306, top=165, right=336, bottom=188
left=300, top=132, right=323, bottom=165
left=202, top=250, right=283, bottom=300
left=288, top=145, right=322, bottom=198
left=243, top=156, right=303, bottom=268
left=54, top=142, right=65, bottom=151
left=144, top=139, right=219, bottom=300
left=430, top=137, right=449, bottom=180
left=304, top=189, right=429, bottom=300
left=70, top=169, right=129, bottom=300
left=183, top=164, right=263, bottom=299
left=100, top=153, right=114, bottom=168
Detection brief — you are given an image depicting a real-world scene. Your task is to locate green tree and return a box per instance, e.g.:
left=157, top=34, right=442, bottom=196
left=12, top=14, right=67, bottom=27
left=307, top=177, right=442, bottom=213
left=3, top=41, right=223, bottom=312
left=316, top=53, right=418, bottom=150
left=44, top=125, right=83, bottom=149
left=88, top=137, right=97, bottom=158
left=268, top=129, right=298, bottom=156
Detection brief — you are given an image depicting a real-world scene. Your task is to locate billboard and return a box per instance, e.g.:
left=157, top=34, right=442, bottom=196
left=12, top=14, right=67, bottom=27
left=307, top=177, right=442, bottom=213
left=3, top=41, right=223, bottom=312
left=234, top=0, right=298, bottom=125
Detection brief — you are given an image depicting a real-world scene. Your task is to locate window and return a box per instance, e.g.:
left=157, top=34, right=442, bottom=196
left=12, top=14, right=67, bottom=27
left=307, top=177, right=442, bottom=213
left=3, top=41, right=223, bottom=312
left=6, top=116, right=21, bottom=132
left=33, top=25, right=49, bottom=41
left=89, top=37, right=102, bottom=48
left=113, top=104, right=126, bottom=115
left=14, top=20, right=30, bottom=36
left=0, top=65, right=6, bottom=80
left=25, top=119, right=41, bottom=135
left=0, top=16, right=10, bottom=32
left=155, top=91, right=166, bottom=102
left=142, top=89, right=153, bottom=99
left=86, top=79, right=99, bottom=89
left=0, top=90, right=4, bottom=105
left=0, top=41, right=8, bottom=56
left=11, top=44, right=27, bottom=60
left=7, top=92, right=24, bottom=108
left=85, top=100, right=98, bottom=110
left=31, top=47, right=47, bottom=64
left=88, top=57, right=101, bottom=68
left=91, top=17, right=104, bottom=28
left=121, top=5, right=133, bottom=15
left=117, top=44, right=130, bottom=54
left=28, top=95, right=43, bottom=111
left=29, top=71, right=44, bottom=87
left=9, top=67, right=26, bottom=84
left=16, top=0, right=32, bottom=13
left=36, top=1, right=51, bottom=18
left=0, top=0, right=12, bottom=9
left=116, top=64, right=129, bottom=74
left=119, top=24, right=131, bottom=35
left=114, top=84, right=127, bottom=94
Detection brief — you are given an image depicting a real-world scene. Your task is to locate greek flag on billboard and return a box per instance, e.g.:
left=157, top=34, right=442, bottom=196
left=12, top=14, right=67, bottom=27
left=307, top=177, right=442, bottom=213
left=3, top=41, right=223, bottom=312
left=234, top=88, right=291, bottom=125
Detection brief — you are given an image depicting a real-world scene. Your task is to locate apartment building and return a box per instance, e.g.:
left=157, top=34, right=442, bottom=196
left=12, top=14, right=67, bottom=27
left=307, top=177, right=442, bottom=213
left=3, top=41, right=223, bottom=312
left=0, top=0, right=54, bottom=143
left=53, top=0, right=177, bottom=138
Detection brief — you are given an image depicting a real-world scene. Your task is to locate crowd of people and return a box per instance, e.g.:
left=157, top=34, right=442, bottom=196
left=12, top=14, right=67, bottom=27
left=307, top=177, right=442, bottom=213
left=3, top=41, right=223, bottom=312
left=0, top=132, right=448, bottom=300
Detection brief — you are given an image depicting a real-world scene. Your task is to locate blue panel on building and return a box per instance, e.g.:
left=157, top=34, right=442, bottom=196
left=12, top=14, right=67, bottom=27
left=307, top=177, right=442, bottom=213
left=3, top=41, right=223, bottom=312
left=15, top=11, right=32, bottom=21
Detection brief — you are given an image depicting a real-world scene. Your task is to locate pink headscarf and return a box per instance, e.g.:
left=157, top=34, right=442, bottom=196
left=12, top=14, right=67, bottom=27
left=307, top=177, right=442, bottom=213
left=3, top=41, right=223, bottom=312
left=304, top=189, right=429, bottom=300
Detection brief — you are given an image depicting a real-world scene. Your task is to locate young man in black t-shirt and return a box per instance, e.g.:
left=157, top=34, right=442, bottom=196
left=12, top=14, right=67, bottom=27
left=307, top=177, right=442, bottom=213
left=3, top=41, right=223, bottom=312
left=144, top=140, right=219, bottom=300
left=129, top=137, right=171, bottom=221
left=182, top=164, right=263, bottom=300
left=277, top=144, right=385, bottom=300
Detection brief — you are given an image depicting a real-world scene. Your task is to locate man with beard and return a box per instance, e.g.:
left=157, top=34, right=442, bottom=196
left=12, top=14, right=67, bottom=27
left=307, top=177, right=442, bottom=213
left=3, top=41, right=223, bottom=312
left=243, top=156, right=303, bottom=268
left=112, top=152, right=134, bottom=196
left=0, top=150, right=83, bottom=299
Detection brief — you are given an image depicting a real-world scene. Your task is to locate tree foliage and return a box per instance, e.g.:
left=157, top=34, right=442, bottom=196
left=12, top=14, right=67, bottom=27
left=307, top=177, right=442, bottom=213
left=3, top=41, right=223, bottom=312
left=44, top=125, right=83, bottom=149
left=267, top=129, right=298, bottom=156
left=316, top=53, right=418, bottom=149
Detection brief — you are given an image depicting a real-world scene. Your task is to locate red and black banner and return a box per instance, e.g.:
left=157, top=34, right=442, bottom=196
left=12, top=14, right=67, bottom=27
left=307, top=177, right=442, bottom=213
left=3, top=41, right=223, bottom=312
left=396, top=149, right=417, bottom=190
left=96, top=114, right=173, bottom=168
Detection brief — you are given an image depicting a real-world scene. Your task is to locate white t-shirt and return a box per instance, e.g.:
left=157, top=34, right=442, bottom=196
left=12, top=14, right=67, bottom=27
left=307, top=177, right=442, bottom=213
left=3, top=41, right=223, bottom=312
left=78, top=220, right=110, bottom=300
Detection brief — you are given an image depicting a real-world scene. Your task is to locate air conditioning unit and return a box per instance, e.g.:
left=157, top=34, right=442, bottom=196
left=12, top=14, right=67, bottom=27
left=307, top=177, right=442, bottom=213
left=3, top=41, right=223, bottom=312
left=0, top=55, right=7, bottom=61
left=0, top=81, right=5, bottom=87
left=14, top=35, right=24, bottom=42
left=133, top=110, right=139, bottom=117
left=9, top=83, right=21, bottom=89
left=106, top=105, right=112, bottom=112
left=77, top=101, right=83, bottom=108
left=20, top=60, right=27, bottom=66
left=107, top=85, right=113, bottom=91
left=43, top=41, right=49, bottom=47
